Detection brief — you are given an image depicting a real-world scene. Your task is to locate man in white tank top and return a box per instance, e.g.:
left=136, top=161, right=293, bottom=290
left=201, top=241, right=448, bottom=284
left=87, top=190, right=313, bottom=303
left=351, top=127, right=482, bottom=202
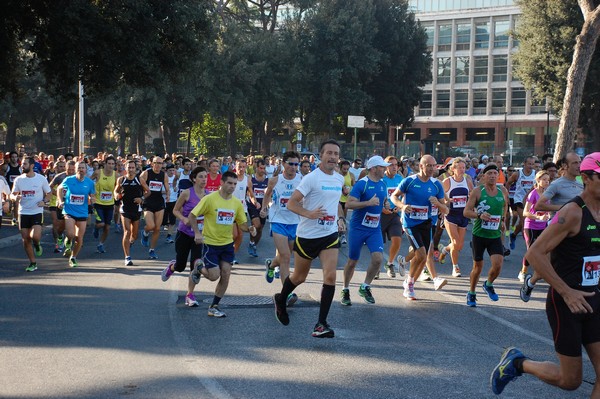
left=505, top=156, right=536, bottom=251
left=232, top=159, right=260, bottom=263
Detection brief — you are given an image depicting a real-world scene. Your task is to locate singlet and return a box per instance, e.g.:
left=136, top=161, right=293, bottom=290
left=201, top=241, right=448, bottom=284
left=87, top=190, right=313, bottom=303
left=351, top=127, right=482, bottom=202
left=49, top=172, right=69, bottom=207
left=269, top=174, right=301, bottom=225
left=514, top=168, right=536, bottom=203
left=348, top=177, right=387, bottom=230
left=339, top=173, right=353, bottom=203
left=251, top=175, right=268, bottom=206
left=178, top=187, right=205, bottom=237
left=551, top=196, right=600, bottom=289
left=5, top=163, right=21, bottom=189
left=447, top=176, right=470, bottom=219
left=190, top=191, right=246, bottom=246
left=95, top=169, right=116, bottom=206
left=145, top=169, right=165, bottom=208
left=233, top=173, right=249, bottom=212
left=472, top=185, right=505, bottom=239
left=524, top=189, right=550, bottom=230
left=165, top=174, right=178, bottom=203
left=178, top=171, right=193, bottom=194
left=62, top=175, right=95, bottom=218
left=206, top=173, right=221, bottom=193
left=119, top=175, right=144, bottom=214
left=398, top=174, right=444, bottom=228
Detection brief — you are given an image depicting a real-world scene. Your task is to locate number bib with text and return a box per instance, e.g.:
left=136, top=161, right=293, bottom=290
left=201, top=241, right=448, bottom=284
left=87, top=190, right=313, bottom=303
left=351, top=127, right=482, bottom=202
left=70, top=194, right=85, bottom=205
left=362, top=212, right=380, bottom=228
left=149, top=181, right=163, bottom=192
left=482, top=215, right=501, bottom=230
left=409, top=205, right=429, bottom=220
left=581, top=255, right=600, bottom=286
left=452, top=195, right=467, bottom=208
left=216, top=209, right=235, bottom=225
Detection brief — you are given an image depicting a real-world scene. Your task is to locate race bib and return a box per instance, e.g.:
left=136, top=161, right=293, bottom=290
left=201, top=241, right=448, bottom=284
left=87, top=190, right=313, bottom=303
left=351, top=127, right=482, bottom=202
left=452, top=195, right=467, bottom=208
left=149, top=181, right=163, bottom=192
left=431, top=204, right=439, bottom=217
left=10, top=175, right=17, bottom=183
left=254, top=188, right=265, bottom=199
left=387, top=188, right=396, bottom=198
left=70, top=194, right=85, bottom=205
left=216, top=209, right=235, bottom=225
left=22, top=190, right=35, bottom=199
left=581, top=255, right=600, bottom=287
left=362, top=212, right=380, bottom=228
left=409, top=205, right=428, bottom=220
left=317, top=215, right=336, bottom=228
left=522, top=180, right=534, bottom=190
left=482, top=214, right=501, bottom=230
left=196, top=215, right=205, bottom=231
left=100, top=191, right=113, bottom=201
left=279, top=197, right=289, bottom=208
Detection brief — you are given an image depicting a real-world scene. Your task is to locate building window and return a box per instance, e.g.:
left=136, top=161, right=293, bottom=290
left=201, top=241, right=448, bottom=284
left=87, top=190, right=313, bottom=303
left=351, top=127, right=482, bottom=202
left=436, top=90, right=450, bottom=116
left=472, top=89, right=487, bottom=115
left=455, top=56, right=470, bottom=83
left=511, top=88, right=526, bottom=114
left=473, top=56, right=488, bottom=82
left=424, top=25, right=434, bottom=52
left=419, top=90, right=432, bottom=116
left=512, top=16, right=520, bottom=48
left=475, top=21, right=490, bottom=49
left=437, top=57, right=452, bottom=84
left=454, top=90, right=468, bottom=116
left=494, top=19, right=510, bottom=48
left=493, top=55, right=508, bottom=82
left=438, top=24, right=452, bottom=52
left=530, top=96, right=546, bottom=114
left=456, top=23, right=471, bottom=51
left=492, top=88, right=506, bottom=114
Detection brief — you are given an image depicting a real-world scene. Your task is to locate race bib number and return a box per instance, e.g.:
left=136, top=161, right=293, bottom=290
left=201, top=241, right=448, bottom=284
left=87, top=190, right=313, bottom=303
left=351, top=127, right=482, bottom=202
left=361, top=212, right=380, bottom=228
left=196, top=215, right=205, bottom=231
left=70, top=194, right=85, bottom=205
left=10, top=175, right=17, bottom=183
left=149, top=181, right=163, bottom=192
left=216, top=209, right=235, bottom=225
left=452, top=195, right=467, bottom=209
left=279, top=197, right=289, bottom=208
left=254, top=188, right=265, bottom=199
left=431, top=204, right=438, bottom=217
left=317, top=215, right=335, bottom=228
left=100, top=191, right=113, bottom=201
left=581, top=255, right=600, bottom=286
left=482, top=214, right=501, bottom=230
left=387, top=188, right=396, bottom=198
left=22, top=190, right=35, bottom=199
left=409, top=205, right=428, bottom=220
left=522, top=180, right=534, bottom=190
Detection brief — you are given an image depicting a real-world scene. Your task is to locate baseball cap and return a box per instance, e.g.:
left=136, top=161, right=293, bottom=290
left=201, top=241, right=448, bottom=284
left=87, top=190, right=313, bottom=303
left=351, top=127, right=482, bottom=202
left=366, top=155, right=390, bottom=169
left=580, top=152, right=600, bottom=173
left=438, top=157, right=455, bottom=170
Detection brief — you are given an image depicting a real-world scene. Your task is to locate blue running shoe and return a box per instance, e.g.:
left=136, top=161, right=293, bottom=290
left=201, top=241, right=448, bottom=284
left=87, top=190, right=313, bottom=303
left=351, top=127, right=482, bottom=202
left=141, top=231, right=149, bottom=247
left=483, top=280, right=499, bottom=301
left=97, top=243, right=105, bottom=253
left=466, top=292, right=477, bottom=307
left=149, top=249, right=158, bottom=259
left=248, top=242, right=258, bottom=257
left=509, top=233, right=516, bottom=250
left=490, top=347, right=525, bottom=395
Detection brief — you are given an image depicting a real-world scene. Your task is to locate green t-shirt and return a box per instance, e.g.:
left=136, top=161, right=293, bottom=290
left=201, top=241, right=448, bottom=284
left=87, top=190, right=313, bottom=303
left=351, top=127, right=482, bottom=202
left=473, top=185, right=505, bottom=239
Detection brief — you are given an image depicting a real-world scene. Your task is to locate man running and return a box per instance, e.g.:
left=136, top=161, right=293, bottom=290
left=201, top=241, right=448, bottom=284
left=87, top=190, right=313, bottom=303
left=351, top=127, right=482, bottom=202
left=273, top=139, right=345, bottom=338
left=247, top=158, right=269, bottom=257
left=92, top=156, right=117, bottom=253
left=48, top=160, right=68, bottom=253
left=380, top=156, right=406, bottom=278
left=505, top=156, right=536, bottom=250
left=139, top=156, right=170, bottom=259
left=231, top=158, right=260, bottom=261
left=4, top=151, right=22, bottom=225
left=491, top=152, right=600, bottom=396
left=163, top=163, right=179, bottom=244
left=114, top=160, right=145, bottom=266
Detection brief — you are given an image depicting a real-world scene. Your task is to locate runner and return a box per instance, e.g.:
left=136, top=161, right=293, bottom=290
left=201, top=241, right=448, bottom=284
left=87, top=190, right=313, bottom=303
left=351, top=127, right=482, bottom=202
left=338, top=160, right=355, bottom=245
left=491, top=152, right=600, bottom=396
left=231, top=158, right=260, bottom=262
left=340, top=155, right=389, bottom=305
left=189, top=171, right=257, bottom=317
left=114, top=160, right=144, bottom=266
left=463, top=164, right=509, bottom=307
left=505, top=156, right=536, bottom=250
left=47, top=160, right=68, bottom=253
left=92, top=156, right=117, bottom=253
left=3, top=151, right=22, bottom=225
left=206, top=159, right=221, bottom=193
left=57, top=161, right=96, bottom=268
left=162, top=163, right=178, bottom=244
left=273, top=139, right=345, bottom=338
left=10, top=157, right=51, bottom=272
left=247, top=158, right=268, bottom=257
left=139, top=156, right=170, bottom=259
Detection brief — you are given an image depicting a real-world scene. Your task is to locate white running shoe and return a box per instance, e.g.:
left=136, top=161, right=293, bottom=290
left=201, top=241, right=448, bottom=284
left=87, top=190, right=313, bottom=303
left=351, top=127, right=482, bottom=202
left=418, top=268, right=432, bottom=282
left=518, top=271, right=526, bottom=282
left=433, top=276, right=448, bottom=291
left=452, top=265, right=462, bottom=278
left=396, top=255, right=407, bottom=277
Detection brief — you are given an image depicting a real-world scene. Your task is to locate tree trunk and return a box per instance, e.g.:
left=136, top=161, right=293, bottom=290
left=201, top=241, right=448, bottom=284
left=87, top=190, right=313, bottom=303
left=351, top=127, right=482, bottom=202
left=93, top=113, right=106, bottom=154
left=554, top=2, right=600, bottom=161
left=119, top=126, right=127, bottom=156
left=228, top=111, right=237, bottom=158
left=127, top=127, right=137, bottom=155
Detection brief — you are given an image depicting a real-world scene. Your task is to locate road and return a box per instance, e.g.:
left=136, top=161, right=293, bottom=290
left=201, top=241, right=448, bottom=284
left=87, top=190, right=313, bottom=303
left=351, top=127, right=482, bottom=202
left=0, top=217, right=595, bottom=398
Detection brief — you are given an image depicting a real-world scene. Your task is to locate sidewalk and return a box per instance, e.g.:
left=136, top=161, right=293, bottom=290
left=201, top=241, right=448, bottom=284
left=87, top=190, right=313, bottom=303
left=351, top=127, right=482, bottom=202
left=0, top=214, right=52, bottom=249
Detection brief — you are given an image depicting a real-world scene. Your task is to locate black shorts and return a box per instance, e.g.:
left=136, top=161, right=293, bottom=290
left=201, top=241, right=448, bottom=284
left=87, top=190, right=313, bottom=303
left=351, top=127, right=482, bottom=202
left=380, top=212, right=403, bottom=242
left=339, top=201, right=346, bottom=210
left=49, top=206, right=65, bottom=220
left=509, top=198, right=517, bottom=211
left=514, top=201, right=524, bottom=210
left=247, top=201, right=266, bottom=225
left=144, top=202, right=165, bottom=213
left=546, top=286, right=600, bottom=357
left=121, top=211, right=141, bottom=222
left=19, top=213, right=43, bottom=229
left=65, top=214, right=88, bottom=222
left=294, top=232, right=340, bottom=260
left=162, top=201, right=176, bottom=225
left=471, top=234, right=504, bottom=261
left=404, top=220, right=432, bottom=251
left=174, top=231, right=204, bottom=272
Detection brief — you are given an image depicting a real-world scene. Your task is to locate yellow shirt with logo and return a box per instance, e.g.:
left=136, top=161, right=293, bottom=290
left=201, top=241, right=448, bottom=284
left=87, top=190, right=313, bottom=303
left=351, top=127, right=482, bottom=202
left=190, top=191, right=247, bottom=246
left=95, top=169, right=116, bottom=206
left=340, top=172, right=353, bottom=203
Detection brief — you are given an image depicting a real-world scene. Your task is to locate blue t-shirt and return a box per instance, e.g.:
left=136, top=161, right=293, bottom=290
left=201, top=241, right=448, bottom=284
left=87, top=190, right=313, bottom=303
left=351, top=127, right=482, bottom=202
left=348, top=177, right=387, bottom=230
left=382, top=173, right=403, bottom=214
left=62, top=175, right=96, bottom=218
left=398, top=175, right=444, bottom=227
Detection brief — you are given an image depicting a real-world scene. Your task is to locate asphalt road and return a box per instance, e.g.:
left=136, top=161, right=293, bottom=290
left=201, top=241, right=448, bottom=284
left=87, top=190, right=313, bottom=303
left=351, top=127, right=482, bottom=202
left=0, top=217, right=596, bottom=398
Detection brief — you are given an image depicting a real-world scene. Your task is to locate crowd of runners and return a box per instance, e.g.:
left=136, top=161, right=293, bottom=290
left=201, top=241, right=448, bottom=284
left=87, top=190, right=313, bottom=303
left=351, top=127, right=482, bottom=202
left=1, top=143, right=599, bottom=397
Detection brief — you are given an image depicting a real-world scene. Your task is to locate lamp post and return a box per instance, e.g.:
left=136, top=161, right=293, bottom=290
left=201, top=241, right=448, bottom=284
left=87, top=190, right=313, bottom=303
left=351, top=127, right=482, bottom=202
left=546, top=109, right=551, bottom=153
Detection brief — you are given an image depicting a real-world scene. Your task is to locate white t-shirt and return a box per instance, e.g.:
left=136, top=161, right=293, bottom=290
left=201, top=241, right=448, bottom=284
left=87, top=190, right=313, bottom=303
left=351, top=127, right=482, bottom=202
left=295, top=167, right=344, bottom=239
left=12, top=173, right=51, bottom=215
left=349, top=167, right=364, bottom=181
left=0, top=177, right=10, bottom=216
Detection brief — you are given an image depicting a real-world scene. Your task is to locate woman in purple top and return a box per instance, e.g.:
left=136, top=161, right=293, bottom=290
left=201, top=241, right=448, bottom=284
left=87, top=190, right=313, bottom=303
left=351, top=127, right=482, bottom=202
left=519, top=170, right=551, bottom=301
left=160, top=166, right=209, bottom=307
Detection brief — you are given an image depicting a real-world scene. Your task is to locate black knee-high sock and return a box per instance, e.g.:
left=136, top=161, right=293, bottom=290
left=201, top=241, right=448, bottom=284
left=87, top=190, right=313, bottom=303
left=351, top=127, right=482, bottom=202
left=318, top=284, right=335, bottom=324
left=280, top=277, right=297, bottom=302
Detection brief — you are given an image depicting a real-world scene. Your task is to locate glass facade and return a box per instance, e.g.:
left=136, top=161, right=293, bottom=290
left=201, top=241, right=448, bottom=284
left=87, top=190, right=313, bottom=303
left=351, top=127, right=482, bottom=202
left=454, top=90, right=469, bottom=115
left=492, top=55, right=508, bottom=82
left=494, top=19, right=510, bottom=47
left=455, top=56, right=470, bottom=83
left=437, top=57, right=452, bottom=83
left=436, top=90, right=451, bottom=116
left=419, top=90, right=432, bottom=116
left=410, top=0, right=515, bottom=13
left=472, top=89, right=487, bottom=115
left=474, top=21, right=490, bottom=49
left=473, top=56, right=488, bottom=83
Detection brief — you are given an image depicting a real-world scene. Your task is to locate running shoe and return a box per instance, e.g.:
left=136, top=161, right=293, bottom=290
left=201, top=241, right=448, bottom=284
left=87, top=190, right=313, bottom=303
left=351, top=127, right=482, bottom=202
left=265, top=258, right=274, bottom=283
left=396, top=255, right=407, bottom=277
left=26, top=262, right=38, bottom=272
left=248, top=242, right=258, bottom=257
left=518, top=271, right=526, bottom=283
left=286, top=293, right=298, bottom=307
left=97, top=243, right=105, bottom=253
left=433, top=276, right=448, bottom=291
left=165, top=234, right=174, bottom=244
left=438, top=243, right=447, bottom=264
left=57, top=237, right=64, bottom=250
left=11, top=218, right=17, bottom=226
left=340, top=234, right=347, bottom=245
left=340, top=288, right=352, bottom=306
left=520, top=274, right=534, bottom=302
left=452, top=265, right=462, bottom=278
left=385, top=263, right=396, bottom=278
left=34, top=242, right=43, bottom=257
left=433, top=250, right=440, bottom=262
left=403, top=279, right=416, bottom=300
left=125, top=256, right=133, bottom=266
left=312, top=322, right=335, bottom=338
left=232, top=258, right=239, bottom=265
left=191, top=259, right=203, bottom=284
left=93, top=227, right=99, bottom=239
left=115, top=223, right=123, bottom=233
left=208, top=305, right=226, bottom=317
left=503, top=246, right=511, bottom=257
left=141, top=231, right=149, bottom=247
left=161, top=260, right=175, bottom=282
left=149, top=249, right=158, bottom=259
left=63, top=238, right=72, bottom=257
left=490, top=347, right=525, bottom=395
left=274, top=266, right=281, bottom=279
left=509, top=233, right=516, bottom=250
left=273, top=293, right=289, bottom=325
left=358, top=285, right=375, bottom=304
left=69, top=257, right=78, bottom=268
left=466, top=292, right=477, bottom=307
left=373, top=269, right=380, bottom=280
left=54, top=244, right=60, bottom=253
left=418, top=267, right=432, bottom=282
left=483, top=280, right=499, bottom=301
left=185, top=293, right=199, bottom=307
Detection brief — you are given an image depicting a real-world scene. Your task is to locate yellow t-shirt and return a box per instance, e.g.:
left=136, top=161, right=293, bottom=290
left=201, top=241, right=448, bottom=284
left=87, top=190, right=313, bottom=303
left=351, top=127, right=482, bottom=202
left=339, top=172, right=353, bottom=203
left=190, top=191, right=247, bottom=246
left=95, top=169, right=116, bottom=205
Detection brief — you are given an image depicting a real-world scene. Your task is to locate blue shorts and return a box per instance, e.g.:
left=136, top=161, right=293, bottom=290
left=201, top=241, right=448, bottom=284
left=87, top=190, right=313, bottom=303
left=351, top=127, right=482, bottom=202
left=348, top=227, right=384, bottom=260
left=94, top=204, right=114, bottom=225
left=445, top=213, right=469, bottom=228
left=270, top=222, right=297, bottom=241
left=203, top=242, right=235, bottom=268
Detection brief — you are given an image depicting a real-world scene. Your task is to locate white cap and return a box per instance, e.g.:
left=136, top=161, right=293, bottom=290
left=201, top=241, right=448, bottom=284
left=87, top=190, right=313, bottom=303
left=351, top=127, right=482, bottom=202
left=366, top=155, right=390, bottom=169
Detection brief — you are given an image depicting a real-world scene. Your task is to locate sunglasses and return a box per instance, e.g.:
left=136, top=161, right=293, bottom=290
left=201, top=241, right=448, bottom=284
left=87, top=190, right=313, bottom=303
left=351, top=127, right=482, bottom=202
left=287, top=162, right=299, bottom=166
